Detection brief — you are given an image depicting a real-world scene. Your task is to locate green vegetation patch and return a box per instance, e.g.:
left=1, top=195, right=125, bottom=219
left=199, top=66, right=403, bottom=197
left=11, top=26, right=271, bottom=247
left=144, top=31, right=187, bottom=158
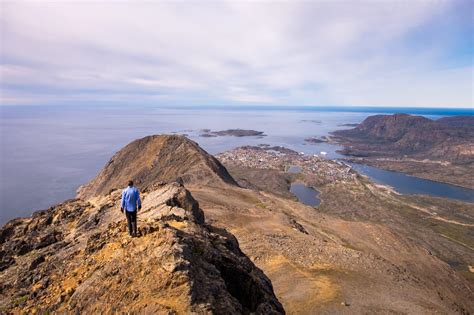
left=12, top=295, right=29, bottom=307
left=255, top=203, right=268, bottom=209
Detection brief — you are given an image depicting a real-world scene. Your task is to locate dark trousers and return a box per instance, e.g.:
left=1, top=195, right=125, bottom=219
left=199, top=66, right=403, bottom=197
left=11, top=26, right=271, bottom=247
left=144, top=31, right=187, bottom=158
left=125, top=211, right=137, bottom=236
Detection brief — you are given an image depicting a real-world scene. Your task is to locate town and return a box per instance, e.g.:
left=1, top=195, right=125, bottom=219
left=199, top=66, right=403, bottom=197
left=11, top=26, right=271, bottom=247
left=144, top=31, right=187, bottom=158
left=217, top=145, right=357, bottom=185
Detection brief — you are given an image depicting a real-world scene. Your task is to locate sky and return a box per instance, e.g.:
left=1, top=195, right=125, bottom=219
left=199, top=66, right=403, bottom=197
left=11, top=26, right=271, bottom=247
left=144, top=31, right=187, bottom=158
left=0, top=0, right=473, bottom=108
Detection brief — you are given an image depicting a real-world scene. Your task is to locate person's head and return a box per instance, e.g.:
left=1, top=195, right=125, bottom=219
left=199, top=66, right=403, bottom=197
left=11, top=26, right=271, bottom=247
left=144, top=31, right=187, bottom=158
left=128, top=180, right=134, bottom=187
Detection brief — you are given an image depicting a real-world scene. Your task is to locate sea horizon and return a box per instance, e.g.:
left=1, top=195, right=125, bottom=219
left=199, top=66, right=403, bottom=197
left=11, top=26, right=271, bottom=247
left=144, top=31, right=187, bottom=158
left=1, top=104, right=473, bottom=116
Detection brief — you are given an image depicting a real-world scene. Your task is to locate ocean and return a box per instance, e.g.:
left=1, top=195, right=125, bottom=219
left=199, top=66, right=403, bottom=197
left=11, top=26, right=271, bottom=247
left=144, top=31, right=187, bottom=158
left=1, top=105, right=472, bottom=225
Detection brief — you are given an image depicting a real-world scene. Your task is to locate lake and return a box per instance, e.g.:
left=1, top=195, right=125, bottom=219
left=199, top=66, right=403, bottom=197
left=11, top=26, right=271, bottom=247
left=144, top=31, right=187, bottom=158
left=287, top=166, right=302, bottom=174
left=290, top=183, right=321, bottom=206
left=0, top=105, right=472, bottom=225
left=350, top=163, right=474, bottom=203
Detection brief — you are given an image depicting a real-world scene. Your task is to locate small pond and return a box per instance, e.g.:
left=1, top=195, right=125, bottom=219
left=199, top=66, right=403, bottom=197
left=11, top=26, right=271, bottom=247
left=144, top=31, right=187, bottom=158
left=287, top=165, right=302, bottom=174
left=290, top=183, right=321, bottom=206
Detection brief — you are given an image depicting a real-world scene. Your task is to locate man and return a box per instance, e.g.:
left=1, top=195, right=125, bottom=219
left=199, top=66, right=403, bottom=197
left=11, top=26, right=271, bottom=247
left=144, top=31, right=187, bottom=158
left=121, top=180, right=142, bottom=237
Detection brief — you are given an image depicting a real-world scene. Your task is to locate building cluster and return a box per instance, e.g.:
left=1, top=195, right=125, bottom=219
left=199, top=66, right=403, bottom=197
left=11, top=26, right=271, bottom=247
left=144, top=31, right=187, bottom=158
left=217, top=146, right=356, bottom=182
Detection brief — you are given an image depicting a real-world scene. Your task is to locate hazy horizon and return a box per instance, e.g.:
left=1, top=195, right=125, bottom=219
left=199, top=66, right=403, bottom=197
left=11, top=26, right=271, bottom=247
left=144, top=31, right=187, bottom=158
left=1, top=103, right=474, bottom=113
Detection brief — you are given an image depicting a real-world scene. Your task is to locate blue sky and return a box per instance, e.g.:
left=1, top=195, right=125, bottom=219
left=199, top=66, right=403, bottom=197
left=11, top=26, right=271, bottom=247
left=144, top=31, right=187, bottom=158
left=0, top=0, right=472, bottom=108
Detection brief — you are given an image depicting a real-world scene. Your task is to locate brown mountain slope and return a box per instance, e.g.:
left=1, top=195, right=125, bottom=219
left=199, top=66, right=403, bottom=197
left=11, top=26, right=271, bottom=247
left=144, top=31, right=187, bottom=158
left=205, top=146, right=474, bottom=314
left=77, top=135, right=238, bottom=199
left=0, top=183, right=283, bottom=314
left=187, top=179, right=474, bottom=314
left=437, top=116, right=474, bottom=127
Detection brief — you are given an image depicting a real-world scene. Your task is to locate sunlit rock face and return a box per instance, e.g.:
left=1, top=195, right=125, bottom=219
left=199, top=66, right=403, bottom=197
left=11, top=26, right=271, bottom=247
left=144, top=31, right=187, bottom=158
left=77, top=134, right=238, bottom=200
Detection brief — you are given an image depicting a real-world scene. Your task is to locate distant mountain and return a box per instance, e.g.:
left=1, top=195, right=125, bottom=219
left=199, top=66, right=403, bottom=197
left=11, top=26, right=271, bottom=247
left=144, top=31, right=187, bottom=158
left=333, top=114, right=474, bottom=162
left=77, top=135, right=238, bottom=199
left=437, top=116, right=474, bottom=127
left=331, top=114, right=474, bottom=188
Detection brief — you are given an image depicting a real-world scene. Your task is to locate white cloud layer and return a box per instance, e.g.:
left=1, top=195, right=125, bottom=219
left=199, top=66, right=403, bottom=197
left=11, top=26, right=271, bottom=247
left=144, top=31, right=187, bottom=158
left=0, top=0, right=472, bottom=107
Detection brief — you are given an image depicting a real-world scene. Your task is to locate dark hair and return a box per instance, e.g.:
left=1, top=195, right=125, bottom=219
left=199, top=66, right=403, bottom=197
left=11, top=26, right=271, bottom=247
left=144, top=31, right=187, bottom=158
left=128, top=180, right=134, bottom=187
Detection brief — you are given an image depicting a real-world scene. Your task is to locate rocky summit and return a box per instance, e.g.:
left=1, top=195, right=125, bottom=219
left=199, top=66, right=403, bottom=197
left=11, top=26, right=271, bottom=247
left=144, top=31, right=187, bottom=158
left=77, top=135, right=238, bottom=199
left=0, top=182, right=283, bottom=313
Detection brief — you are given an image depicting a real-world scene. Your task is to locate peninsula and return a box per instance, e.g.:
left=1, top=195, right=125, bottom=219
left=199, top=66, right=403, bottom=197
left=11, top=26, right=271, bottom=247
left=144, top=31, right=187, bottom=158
left=331, top=114, right=474, bottom=189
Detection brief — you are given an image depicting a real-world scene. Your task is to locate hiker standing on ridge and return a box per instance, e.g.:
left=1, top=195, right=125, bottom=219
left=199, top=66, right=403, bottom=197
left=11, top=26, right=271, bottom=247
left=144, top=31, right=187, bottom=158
left=121, top=180, right=141, bottom=237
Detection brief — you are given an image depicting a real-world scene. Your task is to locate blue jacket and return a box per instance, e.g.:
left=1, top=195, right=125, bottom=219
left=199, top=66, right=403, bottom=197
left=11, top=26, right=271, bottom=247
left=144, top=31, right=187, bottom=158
left=121, top=186, right=141, bottom=212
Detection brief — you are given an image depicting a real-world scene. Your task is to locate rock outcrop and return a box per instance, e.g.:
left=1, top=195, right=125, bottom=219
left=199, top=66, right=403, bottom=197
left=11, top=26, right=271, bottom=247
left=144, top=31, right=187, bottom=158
left=0, top=183, right=283, bottom=313
left=77, top=135, right=238, bottom=199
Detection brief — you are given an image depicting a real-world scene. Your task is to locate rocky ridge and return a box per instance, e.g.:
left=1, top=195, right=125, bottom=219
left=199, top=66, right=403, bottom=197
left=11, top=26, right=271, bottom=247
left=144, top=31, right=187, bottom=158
left=0, top=181, right=283, bottom=313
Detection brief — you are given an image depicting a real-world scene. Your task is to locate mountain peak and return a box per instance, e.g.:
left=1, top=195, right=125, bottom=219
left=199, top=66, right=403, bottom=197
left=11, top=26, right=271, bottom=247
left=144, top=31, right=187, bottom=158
left=354, top=114, right=433, bottom=141
left=77, top=135, right=238, bottom=200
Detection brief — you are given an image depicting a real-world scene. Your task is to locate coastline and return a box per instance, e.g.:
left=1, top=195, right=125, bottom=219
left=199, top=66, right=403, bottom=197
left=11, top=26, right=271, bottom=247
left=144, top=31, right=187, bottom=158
left=341, top=157, right=474, bottom=191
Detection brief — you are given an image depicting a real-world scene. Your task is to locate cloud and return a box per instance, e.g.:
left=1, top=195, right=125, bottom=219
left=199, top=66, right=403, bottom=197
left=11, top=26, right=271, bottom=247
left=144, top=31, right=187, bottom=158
left=0, top=0, right=472, bottom=107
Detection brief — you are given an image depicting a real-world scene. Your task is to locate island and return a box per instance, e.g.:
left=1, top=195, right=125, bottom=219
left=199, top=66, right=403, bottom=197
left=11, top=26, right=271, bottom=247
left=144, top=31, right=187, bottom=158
left=200, top=129, right=266, bottom=137
left=199, top=133, right=218, bottom=137
left=304, top=136, right=331, bottom=144
left=300, top=119, right=322, bottom=124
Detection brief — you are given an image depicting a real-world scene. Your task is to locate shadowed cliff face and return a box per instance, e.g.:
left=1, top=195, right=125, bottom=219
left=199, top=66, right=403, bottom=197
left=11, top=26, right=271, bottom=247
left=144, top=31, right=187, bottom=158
left=0, top=183, right=284, bottom=314
left=77, top=135, right=238, bottom=200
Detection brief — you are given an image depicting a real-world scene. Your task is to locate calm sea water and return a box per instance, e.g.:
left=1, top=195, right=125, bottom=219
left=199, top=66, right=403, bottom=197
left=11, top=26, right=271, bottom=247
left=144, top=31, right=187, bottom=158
left=0, top=105, right=472, bottom=225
